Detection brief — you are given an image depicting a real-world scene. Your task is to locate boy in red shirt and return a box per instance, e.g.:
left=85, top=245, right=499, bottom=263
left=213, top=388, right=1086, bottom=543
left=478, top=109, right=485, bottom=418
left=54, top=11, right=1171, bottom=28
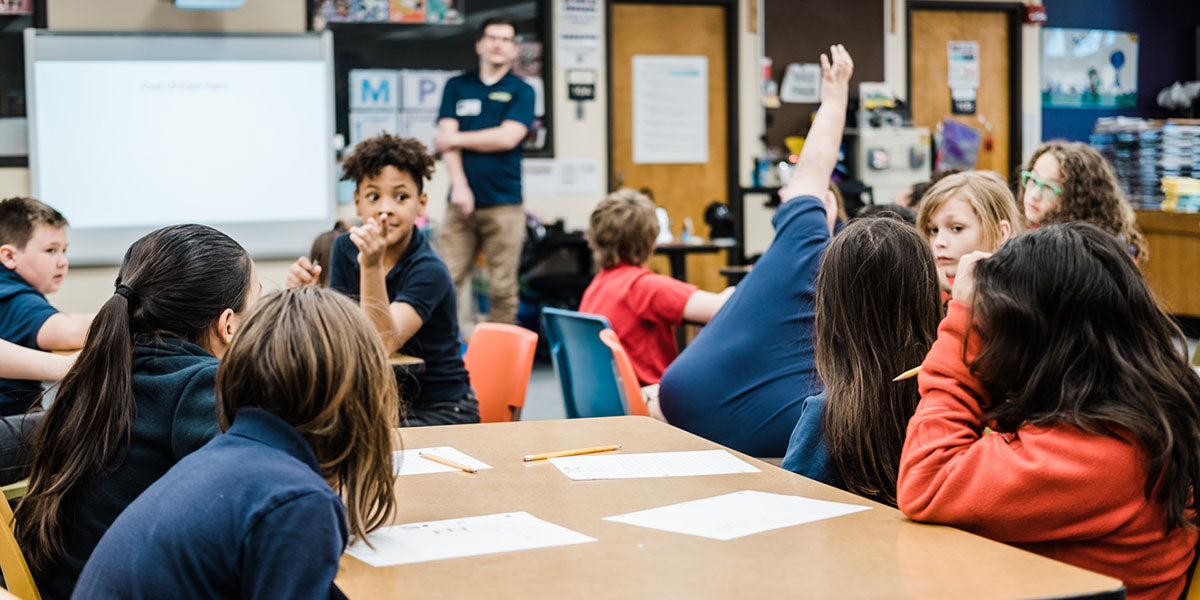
left=579, top=189, right=732, bottom=392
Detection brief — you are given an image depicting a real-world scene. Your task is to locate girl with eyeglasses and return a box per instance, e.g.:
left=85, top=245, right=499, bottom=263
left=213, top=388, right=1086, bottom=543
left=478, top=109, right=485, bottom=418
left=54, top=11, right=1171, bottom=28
left=1020, top=141, right=1146, bottom=262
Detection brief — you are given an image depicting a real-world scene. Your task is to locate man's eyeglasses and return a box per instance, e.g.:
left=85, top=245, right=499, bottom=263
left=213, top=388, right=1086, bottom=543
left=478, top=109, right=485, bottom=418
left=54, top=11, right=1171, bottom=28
left=1020, top=170, right=1061, bottom=198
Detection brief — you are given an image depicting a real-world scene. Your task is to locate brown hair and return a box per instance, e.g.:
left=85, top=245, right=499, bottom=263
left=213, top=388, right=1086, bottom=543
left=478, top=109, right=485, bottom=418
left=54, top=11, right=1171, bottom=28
left=916, top=171, right=1024, bottom=251
left=216, top=286, right=398, bottom=543
left=0, top=197, right=68, bottom=250
left=587, top=188, right=658, bottom=269
left=969, top=223, right=1200, bottom=529
left=17, top=224, right=252, bottom=572
left=309, top=221, right=350, bottom=287
left=1024, top=141, right=1147, bottom=263
left=827, top=183, right=848, bottom=223
left=817, top=217, right=943, bottom=506
left=342, top=134, right=436, bottom=194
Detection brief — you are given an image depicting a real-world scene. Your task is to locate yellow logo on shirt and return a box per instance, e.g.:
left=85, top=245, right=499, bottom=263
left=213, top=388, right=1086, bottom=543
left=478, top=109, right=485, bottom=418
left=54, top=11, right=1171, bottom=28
left=488, top=91, right=513, bottom=102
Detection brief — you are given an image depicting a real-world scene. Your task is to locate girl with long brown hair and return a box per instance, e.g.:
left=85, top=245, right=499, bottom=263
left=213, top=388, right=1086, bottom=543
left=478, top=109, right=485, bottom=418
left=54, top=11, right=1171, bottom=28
left=781, top=216, right=943, bottom=506
left=898, top=223, right=1200, bottom=599
left=1021, top=140, right=1147, bottom=262
left=15, top=224, right=258, bottom=599
left=72, top=287, right=398, bottom=598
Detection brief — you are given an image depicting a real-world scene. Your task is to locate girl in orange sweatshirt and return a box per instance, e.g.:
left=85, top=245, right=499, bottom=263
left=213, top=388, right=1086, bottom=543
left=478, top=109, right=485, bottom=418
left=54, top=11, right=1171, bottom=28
left=897, top=222, right=1200, bottom=600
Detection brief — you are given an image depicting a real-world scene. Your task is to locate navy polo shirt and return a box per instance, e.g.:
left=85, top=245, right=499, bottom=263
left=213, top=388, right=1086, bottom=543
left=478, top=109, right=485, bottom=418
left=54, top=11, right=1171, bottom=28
left=73, top=407, right=349, bottom=600
left=328, top=226, right=472, bottom=412
left=437, top=70, right=536, bottom=207
left=0, top=265, right=59, bottom=414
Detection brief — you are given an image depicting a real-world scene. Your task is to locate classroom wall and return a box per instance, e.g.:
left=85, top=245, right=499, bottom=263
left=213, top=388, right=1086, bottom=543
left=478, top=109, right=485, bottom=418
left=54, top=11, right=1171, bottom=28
left=883, top=0, right=1043, bottom=161
left=6, top=0, right=759, bottom=314
left=1039, top=0, right=1200, bottom=142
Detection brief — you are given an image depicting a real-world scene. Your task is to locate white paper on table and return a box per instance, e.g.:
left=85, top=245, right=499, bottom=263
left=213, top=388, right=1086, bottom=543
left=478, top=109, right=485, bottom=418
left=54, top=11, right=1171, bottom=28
left=344, top=511, right=597, bottom=567
left=392, top=446, right=492, bottom=476
left=604, top=490, right=871, bottom=541
left=549, top=450, right=759, bottom=480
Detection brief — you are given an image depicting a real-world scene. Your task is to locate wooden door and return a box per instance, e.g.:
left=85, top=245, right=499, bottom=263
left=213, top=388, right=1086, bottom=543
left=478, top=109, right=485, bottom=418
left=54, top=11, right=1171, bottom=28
left=610, top=3, right=728, bottom=293
left=910, top=6, right=1015, bottom=179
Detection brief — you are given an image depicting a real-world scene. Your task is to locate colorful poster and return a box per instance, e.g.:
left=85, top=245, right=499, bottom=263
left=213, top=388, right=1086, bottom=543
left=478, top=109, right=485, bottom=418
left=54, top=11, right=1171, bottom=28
left=387, top=0, right=462, bottom=24
left=1042, top=28, right=1138, bottom=109
left=319, top=0, right=389, bottom=23
left=0, top=0, right=32, bottom=15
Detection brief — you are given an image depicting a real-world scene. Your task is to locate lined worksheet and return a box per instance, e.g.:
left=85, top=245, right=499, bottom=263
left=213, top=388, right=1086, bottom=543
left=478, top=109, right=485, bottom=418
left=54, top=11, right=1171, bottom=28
left=604, top=490, right=871, bottom=540
left=344, top=512, right=597, bottom=567
left=392, top=447, right=492, bottom=476
left=548, top=450, right=760, bottom=480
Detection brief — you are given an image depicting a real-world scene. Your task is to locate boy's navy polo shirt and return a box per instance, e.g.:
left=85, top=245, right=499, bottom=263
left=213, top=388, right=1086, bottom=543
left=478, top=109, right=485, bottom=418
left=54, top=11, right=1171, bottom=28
left=328, top=226, right=472, bottom=411
left=0, top=265, right=59, bottom=414
left=437, top=70, right=536, bottom=208
left=73, top=407, right=349, bottom=600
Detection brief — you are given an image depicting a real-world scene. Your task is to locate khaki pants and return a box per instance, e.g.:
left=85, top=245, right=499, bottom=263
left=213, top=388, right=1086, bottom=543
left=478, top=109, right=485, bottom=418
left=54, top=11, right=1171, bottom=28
left=439, top=204, right=525, bottom=325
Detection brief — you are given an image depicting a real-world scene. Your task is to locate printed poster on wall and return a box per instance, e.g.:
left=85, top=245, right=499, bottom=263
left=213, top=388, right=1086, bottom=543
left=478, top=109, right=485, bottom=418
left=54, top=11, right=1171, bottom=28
left=317, top=0, right=462, bottom=24
left=632, top=55, right=708, bottom=165
left=1041, top=28, right=1138, bottom=109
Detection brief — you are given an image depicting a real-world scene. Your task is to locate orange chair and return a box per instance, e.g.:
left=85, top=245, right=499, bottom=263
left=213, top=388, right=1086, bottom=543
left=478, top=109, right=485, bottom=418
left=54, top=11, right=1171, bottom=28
left=598, top=329, right=649, bottom=417
left=464, top=323, right=539, bottom=423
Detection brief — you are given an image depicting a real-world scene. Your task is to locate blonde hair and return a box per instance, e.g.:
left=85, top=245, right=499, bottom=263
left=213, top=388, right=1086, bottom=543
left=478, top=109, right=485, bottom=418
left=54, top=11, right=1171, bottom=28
left=215, top=287, right=398, bottom=543
left=916, top=170, right=1024, bottom=250
left=587, top=188, right=659, bottom=269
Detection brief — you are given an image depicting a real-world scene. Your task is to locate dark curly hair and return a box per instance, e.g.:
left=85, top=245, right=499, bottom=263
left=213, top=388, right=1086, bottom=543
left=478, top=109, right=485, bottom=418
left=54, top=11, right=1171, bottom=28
left=341, top=134, right=436, bottom=194
left=1024, top=141, right=1147, bottom=263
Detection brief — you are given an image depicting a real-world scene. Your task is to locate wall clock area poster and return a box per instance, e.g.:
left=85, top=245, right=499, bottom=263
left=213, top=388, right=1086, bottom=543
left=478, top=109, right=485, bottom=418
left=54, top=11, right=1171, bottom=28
left=1041, top=27, right=1137, bottom=109
left=318, top=0, right=463, bottom=24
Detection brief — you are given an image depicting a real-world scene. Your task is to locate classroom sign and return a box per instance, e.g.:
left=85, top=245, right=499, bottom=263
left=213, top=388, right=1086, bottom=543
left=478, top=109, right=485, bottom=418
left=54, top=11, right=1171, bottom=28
left=348, top=68, right=459, bottom=149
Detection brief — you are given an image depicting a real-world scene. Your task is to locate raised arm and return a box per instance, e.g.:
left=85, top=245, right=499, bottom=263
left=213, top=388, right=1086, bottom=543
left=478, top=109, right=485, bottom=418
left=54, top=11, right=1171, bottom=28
left=778, top=45, right=853, bottom=204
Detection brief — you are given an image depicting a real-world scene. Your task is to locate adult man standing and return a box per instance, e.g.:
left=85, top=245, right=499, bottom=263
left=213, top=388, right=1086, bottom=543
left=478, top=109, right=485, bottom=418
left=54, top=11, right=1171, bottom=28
left=434, top=16, right=535, bottom=325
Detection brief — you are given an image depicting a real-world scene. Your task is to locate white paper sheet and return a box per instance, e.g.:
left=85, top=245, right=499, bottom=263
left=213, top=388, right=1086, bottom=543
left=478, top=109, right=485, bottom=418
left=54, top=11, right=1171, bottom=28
left=392, top=446, right=492, bottom=476
left=549, top=450, right=759, bottom=480
left=604, top=490, right=871, bottom=541
left=632, top=55, right=708, bottom=164
left=344, top=511, right=597, bottom=567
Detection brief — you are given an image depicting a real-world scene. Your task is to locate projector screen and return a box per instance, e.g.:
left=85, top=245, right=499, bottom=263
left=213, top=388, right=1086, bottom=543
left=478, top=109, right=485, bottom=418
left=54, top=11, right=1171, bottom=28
left=24, top=30, right=336, bottom=265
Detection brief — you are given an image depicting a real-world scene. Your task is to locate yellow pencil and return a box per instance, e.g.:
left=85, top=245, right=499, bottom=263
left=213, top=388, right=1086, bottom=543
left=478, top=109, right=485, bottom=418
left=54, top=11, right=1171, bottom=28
left=523, top=445, right=622, bottom=462
left=420, top=452, right=477, bottom=473
left=892, top=366, right=923, bottom=382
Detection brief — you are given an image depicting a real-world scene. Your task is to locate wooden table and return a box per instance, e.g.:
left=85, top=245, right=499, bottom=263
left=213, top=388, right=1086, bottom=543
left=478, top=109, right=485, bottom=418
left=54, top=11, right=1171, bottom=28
left=336, top=417, right=1124, bottom=599
left=388, top=353, right=425, bottom=372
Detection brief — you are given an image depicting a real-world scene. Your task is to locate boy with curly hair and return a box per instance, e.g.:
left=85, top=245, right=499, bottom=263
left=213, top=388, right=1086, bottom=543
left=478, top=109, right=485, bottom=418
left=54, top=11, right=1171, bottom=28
left=287, top=134, right=477, bottom=425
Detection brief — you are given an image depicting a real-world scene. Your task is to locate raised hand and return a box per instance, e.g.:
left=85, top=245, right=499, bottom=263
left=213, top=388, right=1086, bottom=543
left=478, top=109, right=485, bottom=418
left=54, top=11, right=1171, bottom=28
left=350, top=217, right=390, bottom=270
left=819, top=44, right=854, bottom=105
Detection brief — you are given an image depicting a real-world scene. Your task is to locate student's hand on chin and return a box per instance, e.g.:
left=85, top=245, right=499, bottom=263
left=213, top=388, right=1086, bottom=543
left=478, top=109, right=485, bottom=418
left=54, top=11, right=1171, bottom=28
left=950, top=251, right=991, bottom=305
left=350, top=218, right=389, bottom=268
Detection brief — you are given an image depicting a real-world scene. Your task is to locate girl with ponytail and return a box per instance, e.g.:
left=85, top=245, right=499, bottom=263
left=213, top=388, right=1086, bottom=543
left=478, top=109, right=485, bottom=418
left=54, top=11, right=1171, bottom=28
left=15, top=224, right=258, bottom=599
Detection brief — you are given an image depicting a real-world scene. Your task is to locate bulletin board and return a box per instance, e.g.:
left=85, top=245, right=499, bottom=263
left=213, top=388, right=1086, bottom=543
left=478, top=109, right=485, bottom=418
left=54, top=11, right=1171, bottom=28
left=762, top=0, right=884, bottom=150
left=0, top=4, right=44, bottom=166
left=315, top=0, right=553, bottom=158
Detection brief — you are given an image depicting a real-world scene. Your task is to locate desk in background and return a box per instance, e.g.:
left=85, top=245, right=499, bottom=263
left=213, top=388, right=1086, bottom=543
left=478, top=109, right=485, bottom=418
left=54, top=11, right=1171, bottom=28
left=337, top=416, right=1123, bottom=599
left=652, top=239, right=738, bottom=283
left=1136, top=210, right=1200, bottom=318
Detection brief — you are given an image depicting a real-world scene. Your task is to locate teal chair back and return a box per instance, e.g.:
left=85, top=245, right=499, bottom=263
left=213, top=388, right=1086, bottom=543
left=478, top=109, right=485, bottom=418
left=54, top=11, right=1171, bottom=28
left=540, top=307, right=626, bottom=418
